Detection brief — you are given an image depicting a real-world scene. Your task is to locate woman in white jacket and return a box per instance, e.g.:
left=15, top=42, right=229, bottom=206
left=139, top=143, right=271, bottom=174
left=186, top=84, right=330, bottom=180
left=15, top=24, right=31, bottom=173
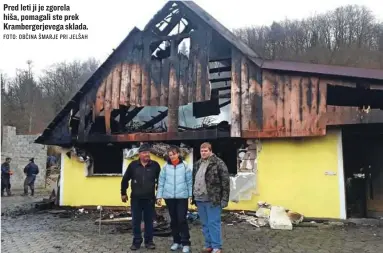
left=156, top=146, right=193, bottom=253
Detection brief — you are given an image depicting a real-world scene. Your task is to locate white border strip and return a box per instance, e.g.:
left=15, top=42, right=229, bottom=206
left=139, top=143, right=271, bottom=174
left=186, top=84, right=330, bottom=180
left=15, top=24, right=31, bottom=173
left=337, top=129, right=347, bottom=219
left=59, top=152, right=64, bottom=206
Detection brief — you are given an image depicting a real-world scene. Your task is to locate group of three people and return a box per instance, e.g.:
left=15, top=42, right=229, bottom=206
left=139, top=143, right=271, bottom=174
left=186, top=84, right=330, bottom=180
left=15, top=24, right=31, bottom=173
left=121, top=142, right=230, bottom=253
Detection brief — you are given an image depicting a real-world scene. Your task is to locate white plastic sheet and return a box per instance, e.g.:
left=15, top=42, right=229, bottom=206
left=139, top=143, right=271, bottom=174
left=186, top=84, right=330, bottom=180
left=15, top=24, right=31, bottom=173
left=229, top=172, right=257, bottom=202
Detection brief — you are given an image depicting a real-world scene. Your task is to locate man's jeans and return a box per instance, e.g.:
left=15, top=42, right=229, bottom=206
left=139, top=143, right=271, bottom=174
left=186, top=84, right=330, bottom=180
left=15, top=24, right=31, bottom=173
left=196, top=201, right=222, bottom=249
left=131, top=198, right=155, bottom=245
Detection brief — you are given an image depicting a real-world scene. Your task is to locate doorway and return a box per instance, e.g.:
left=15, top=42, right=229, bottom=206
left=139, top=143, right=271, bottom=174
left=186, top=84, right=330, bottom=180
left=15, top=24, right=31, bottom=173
left=342, top=124, right=383, bottom=218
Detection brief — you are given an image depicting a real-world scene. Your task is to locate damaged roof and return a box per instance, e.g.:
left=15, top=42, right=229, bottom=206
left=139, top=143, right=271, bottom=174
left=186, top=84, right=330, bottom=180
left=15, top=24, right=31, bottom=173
left=35, top=0, right=383, bottom=144
left=34, top=27, right=142, bottom=144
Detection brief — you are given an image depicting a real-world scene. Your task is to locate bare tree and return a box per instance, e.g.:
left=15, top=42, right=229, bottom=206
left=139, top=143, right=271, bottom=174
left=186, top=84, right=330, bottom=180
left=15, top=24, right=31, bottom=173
left=39, top=58, right=99, bottom=114
left=234, top=4, right=383, bottom=69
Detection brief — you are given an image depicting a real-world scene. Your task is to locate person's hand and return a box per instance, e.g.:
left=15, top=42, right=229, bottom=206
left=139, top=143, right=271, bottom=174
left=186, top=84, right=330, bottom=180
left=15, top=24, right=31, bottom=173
left=156, top=198, right=162, bottom=206
left=221, top=200, right=228, bottom=208
left=189, top=197, right=193, bottom=205
left=121, top=195, right=128, bottom=203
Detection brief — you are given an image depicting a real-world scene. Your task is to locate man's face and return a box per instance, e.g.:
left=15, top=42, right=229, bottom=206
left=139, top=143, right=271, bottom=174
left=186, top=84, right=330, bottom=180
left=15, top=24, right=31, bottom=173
left=139, top=151, right=150, bottom=163
left=5, top=159, right=11, bottom=164
left=200, top=148, right=212, bottom=159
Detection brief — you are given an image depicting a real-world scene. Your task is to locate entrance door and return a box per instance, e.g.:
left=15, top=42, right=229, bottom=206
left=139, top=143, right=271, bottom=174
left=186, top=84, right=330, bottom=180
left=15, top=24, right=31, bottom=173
left=342, top=124, right=383, bottom=218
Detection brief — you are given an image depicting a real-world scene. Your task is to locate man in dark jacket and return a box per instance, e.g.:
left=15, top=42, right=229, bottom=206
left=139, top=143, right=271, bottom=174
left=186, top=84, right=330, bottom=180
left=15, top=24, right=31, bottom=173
left=121, top=144, right=161, bottom=251
left=1, top=157, right=12, bottom=196
left=23, top=158, right=39, bottom=196
left=192, top=142, right=230, bottom=253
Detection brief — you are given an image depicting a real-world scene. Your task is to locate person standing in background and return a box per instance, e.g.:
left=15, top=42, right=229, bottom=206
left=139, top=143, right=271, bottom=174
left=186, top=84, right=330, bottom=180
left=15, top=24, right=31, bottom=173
left=192, top=142, right=230, bottom=253
left=22, top=158, right=39, bottom=196
left=156, top=146, right=193, bottom=253
left=1, top=157, right=13, bottom=196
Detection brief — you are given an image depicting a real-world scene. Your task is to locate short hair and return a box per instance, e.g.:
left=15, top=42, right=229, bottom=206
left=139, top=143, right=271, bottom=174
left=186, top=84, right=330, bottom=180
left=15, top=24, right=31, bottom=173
left=200, top=142, right=212, bottom=151
left=167, top=145, right=180, bottom=155
left=5, top=157, right=11, bottom=161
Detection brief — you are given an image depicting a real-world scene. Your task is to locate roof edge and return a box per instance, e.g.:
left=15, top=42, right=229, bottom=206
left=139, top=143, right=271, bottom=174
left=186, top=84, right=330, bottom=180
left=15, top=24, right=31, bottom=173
left=34, top=27, right=142, bottom=144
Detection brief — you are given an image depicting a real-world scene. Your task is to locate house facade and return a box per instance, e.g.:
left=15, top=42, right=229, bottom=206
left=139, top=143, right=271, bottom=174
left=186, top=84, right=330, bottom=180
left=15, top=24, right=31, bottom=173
left=36, top=1, right=383, bottom=219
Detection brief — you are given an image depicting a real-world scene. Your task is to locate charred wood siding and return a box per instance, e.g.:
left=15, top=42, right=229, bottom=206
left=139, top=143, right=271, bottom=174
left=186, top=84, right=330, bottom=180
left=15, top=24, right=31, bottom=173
left=92, top=30, right=211, bottom=134
left=94, top=30, right=210, bottom=110
left=323, top=105, right=383, bottom=125
left=237, top=64, right=383, bottom=138
left=238, top=67, right=328, bottom=138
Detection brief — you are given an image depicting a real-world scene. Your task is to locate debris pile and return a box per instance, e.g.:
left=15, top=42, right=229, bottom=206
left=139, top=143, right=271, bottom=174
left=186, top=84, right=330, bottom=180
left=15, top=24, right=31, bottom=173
left=222, top=201, right=304, bottom=230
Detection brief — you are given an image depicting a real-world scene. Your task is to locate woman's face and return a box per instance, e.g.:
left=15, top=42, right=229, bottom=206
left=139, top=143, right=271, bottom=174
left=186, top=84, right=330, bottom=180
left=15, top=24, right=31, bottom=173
left=168, top=151, right=179, bottom=161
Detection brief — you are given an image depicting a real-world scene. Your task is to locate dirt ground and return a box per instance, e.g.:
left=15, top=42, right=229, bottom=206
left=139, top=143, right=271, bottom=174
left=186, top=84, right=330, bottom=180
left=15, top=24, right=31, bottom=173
left=1, top=194, right=383, bottom=253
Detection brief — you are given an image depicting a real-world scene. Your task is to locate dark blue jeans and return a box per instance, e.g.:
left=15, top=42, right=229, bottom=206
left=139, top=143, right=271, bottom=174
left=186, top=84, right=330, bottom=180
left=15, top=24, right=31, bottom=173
left=196, top=201, right=222, bottom=249
left=131, top=198, right=155, bottom=245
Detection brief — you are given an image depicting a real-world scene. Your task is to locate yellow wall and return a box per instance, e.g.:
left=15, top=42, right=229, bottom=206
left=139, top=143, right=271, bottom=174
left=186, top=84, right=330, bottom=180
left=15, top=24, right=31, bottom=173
left=61, top=151, right=192, bottom=207
left=61, top=130, right=344, bottom=218
left=227, top=130, right=343, bottom=218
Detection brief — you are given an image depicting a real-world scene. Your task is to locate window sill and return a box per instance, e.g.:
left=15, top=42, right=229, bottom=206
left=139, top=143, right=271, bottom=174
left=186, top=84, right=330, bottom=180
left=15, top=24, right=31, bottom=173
left=86, top=174, right=122, bottom=177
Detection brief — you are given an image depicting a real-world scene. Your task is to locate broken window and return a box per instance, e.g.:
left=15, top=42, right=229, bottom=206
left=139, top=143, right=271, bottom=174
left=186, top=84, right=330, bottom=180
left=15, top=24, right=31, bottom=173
left=151, top=40, right=171, bottom=60
left=86, top=144, right=123, bottom=175
left=178, top=38, right=190, bottom=58
left=327, top=83, right=383, bottom=110
left=237, top=140, right=258, bottom=173
left=229, top=140, right=260, bottom=202
left=126, top=106, right=168, bottom=132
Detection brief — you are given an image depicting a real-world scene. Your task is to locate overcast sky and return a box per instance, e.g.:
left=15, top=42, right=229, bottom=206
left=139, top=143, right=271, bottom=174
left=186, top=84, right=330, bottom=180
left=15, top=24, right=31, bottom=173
left=0, top=0, right=382, bottom=78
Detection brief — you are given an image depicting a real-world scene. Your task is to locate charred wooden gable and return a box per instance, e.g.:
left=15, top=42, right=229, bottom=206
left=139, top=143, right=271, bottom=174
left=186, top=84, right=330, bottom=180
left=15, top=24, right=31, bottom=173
left=35, top=0, right=383, bottom=146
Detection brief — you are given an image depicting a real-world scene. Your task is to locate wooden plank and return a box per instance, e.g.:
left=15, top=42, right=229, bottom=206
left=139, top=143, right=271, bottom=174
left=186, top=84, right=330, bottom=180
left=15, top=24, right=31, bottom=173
left=240, top=57, right=250, bottom=130
left=323, top=106, right=383, bottom=125
left=130, top=63, right=138, bottom=106
left=130, top=36, right=143, bottom=107
left=179, top=56, right=188, bottom=105
left=141, top=35, right=151, bottom=106
left=318, top=78, right=328, bottom=132
left=160, top=59, right=170, bottom=106
left=248, top=64, right=263, bottom=130
left=151, top=33, right=190, bottom=43
left=310, top=77, right=319, bottom=132
left=119, top=63, right=131, bottom=106
left=196, top=57, right=203, bottom=101
left=290, top=76, right=301, bottom=136
left=167, top=40, right=179, bottom=133
left=150, top=60, right=161, bottom=106
left=78, top=97, right=86, bottom=141
left=111, top=64, right=122, bottom=110
left=187, top=53, right=194, bottom=103
left=190, top=39, right=197, bottom=103
left=282, top=75, right=292, bottom=134
left=104, top=72, right=113, bottom=134
left=230, top=49, right=241, bottom=137
left=201, top=30, right=211, bottom=101
left=301, top=77, right=310, bottom=133
left=94, top=80, right=106, bottom=117
left=210, top=66, right=231, bottom=73
left=262, top=70, right=277, bottom=132
left=275, top=74, right=285, bottom=132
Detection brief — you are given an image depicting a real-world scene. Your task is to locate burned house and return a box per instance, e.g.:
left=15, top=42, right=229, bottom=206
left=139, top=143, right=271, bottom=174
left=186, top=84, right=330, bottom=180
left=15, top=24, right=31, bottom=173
left=35, top=1, right=383, bottom=219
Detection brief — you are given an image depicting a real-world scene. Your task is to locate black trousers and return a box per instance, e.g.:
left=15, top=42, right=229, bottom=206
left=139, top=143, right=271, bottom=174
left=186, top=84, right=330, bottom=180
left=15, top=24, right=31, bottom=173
left=1, top=176, right=11, bottom=195
left=131, top=198, right=155, bottom=245
left=165, top=198, right=191, bottom=246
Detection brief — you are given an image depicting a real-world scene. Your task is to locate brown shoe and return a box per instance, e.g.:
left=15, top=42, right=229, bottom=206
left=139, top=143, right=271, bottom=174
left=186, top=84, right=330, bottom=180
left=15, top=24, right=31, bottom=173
left=201, top=248, right=213, bottom=253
